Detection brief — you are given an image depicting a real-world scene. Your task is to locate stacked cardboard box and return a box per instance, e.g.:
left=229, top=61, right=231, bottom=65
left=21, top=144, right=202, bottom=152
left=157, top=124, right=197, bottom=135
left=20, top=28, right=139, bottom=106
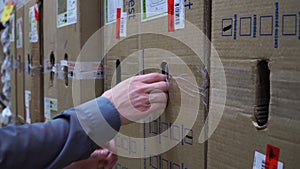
left=9, top=10, right=18, bottom=120
left=103, top=0, right=143, bottom=167
left=43, top=0, right=58, bottom=121
left=103, top=0, right=210, bottom=168
left=208, top=0, right=300, bottom=168
left=15, top=6, right=25, bottom=122
left=8, top=2, right=26, bottom=123
left=23, top=0, right=43, bottom=123
left=56, top=0, right=102, bottom=112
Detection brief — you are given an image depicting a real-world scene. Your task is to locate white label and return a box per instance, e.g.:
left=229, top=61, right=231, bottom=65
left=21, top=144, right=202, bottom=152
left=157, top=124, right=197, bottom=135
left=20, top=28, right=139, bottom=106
left=44, top=97, right=58, bottom=121
left=141, top=0, right=168, bottom=22
left=60, top=60, right=68, bottom=66
left=105, top=0, right=123, bottom=25
left=120, top=12, right=127, bottom=37
left=253, top=151, right=283, bottom=169
left=57, top=0, right=77, bottom=28
left=25, top=90, right=31, bottom=124
left=174, top=0, right=184, bottom=30
left=10, top=13, right=14, bottom=42
left=16, top=17, right=23, bottom=48
left=29, top=6, right=38, bottom=43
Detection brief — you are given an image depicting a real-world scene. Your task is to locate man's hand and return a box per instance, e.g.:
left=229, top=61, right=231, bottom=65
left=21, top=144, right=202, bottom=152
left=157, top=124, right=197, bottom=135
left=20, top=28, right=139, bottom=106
left=64, top=140, right=117, bottom=169
left=102, top=73, right=168, bottom=125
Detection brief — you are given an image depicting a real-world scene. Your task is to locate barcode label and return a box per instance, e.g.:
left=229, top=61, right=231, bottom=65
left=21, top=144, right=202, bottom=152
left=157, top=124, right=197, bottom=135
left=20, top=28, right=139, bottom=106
left=253, top=152, right=283, bottom=169
left=120, top=12, right=127, bottom=37
left=174, top=0, right=184, bottom=30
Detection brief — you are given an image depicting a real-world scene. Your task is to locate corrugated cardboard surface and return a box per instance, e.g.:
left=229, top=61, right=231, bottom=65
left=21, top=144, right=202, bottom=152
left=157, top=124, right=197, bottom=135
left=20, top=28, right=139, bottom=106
left=56, top=0, right=102, bottom=112
left=23, top=0, right=44, bottom=123
left=209, top=0, right=300, bottom=168
left=103, top=0, right=209, bottom=168
left=10, top=11, right=18, bottom=119
left=16, top=7, right=25, bottom=121
left=43, top=0, right=58, bottom=119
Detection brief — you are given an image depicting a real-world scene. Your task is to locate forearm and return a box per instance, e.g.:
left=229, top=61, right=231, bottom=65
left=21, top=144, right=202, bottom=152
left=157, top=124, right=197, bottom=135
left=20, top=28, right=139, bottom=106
left=0, top=97, right=121, bottom=169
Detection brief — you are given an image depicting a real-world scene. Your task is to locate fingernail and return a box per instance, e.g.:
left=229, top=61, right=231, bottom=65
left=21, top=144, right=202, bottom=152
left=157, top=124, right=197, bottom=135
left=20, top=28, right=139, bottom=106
left=100, top=149, right=109, bottom=156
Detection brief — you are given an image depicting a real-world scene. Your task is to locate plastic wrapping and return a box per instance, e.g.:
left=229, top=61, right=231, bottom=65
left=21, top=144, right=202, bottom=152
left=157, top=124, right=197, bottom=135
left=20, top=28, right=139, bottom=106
left=1, top=56, right=12, bottom=72
left=1, top=70, right=11, bottom=83
left=0, top=106, right=12, bottom=126
left=2, top=82, right=11, bottom=98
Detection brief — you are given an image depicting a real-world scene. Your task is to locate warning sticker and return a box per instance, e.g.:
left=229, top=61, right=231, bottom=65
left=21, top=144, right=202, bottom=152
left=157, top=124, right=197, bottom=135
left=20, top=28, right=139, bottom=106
left=120, top=12, right=127, bottom=37
left=253, top=151, right=283, bottom=169
left=141, top=0, right=168, bottom=22
left=57, top=0, right=77, bottom=28
left=168, top=0, right=185, bottom=32
left=105, top=0, right=123, bottom=25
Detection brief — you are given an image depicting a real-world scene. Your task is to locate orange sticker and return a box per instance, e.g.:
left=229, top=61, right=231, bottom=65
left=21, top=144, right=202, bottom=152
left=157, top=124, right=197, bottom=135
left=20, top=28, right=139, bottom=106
left=168, top=0, right=175, bottom=32
left=265, top=144, right=280, bottom=169
left=116, top=8, right=121, bottom=39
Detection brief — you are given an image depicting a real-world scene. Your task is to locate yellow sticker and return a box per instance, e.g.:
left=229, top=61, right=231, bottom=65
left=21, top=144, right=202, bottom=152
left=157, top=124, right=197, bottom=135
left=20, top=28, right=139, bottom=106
left=1, top=2, right=15, bottom=22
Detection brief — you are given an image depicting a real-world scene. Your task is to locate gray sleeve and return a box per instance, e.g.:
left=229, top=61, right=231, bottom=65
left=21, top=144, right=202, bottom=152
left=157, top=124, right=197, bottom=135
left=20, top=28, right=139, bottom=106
left=0, top=97, right=121, bottom=169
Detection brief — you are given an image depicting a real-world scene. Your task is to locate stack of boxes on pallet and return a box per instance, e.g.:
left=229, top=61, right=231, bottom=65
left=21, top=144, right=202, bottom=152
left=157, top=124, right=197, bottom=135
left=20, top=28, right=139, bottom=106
left=3, top=0, right=300, bottom=168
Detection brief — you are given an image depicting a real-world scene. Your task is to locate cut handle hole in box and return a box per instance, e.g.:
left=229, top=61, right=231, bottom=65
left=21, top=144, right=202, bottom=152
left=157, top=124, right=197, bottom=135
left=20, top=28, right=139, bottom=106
left=64, top=53, right=68, bottom=87
left=50, top=51, right=55, bottom=85
left=253, top=60, right=270, bottom=129
left=116, top=59, right=121, bottom=84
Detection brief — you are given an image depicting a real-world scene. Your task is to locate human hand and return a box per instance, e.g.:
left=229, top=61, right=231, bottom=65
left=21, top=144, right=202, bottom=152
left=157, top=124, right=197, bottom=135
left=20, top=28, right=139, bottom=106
left=64, top=140, right=117, bottom=169
left=102, top=73, right=168, bottom=125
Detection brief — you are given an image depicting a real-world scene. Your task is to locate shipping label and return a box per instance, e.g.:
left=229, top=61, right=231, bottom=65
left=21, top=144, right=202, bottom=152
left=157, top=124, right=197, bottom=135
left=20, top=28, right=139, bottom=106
left=57, top=0, right=77, bottom=28
left=141, top=0, right=168, bottom=22
left=105, top=0, right=123, bottom=25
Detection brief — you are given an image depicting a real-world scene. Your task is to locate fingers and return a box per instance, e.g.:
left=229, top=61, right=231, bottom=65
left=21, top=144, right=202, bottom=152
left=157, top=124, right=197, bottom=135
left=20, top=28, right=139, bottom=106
left=104, top=152, right=118, bottom=169
left=91, top=149, right=117, bottom=169
left=90, top=149, right=109, bottom=159
left=135, top=73, right=167, bottom=83
left=144, top=81, right=169, bottom=93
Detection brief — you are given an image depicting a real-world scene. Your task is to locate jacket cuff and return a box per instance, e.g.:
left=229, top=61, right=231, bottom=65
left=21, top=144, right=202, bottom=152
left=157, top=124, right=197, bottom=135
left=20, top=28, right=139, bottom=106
left=96, top=97, right=121, bottom=132
left=74, top=97, right=121, bottom=146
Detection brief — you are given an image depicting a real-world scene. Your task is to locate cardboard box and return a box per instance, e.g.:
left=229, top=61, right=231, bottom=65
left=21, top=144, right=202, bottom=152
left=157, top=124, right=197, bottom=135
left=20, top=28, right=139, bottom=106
left=43, top=0, right=58, bottom=120
left=23, top=0, right=44, bottom=123
left=103, top=0, right=210, bottom=168
left=9, top=3, right=27, bottom=124
left=56, top=0, right=103, bottom=112
left=9, top=11, right=18, bottom=120
left=15, top=6, right=26, bottom=122
left=209, top=0, right=300, bottom=168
